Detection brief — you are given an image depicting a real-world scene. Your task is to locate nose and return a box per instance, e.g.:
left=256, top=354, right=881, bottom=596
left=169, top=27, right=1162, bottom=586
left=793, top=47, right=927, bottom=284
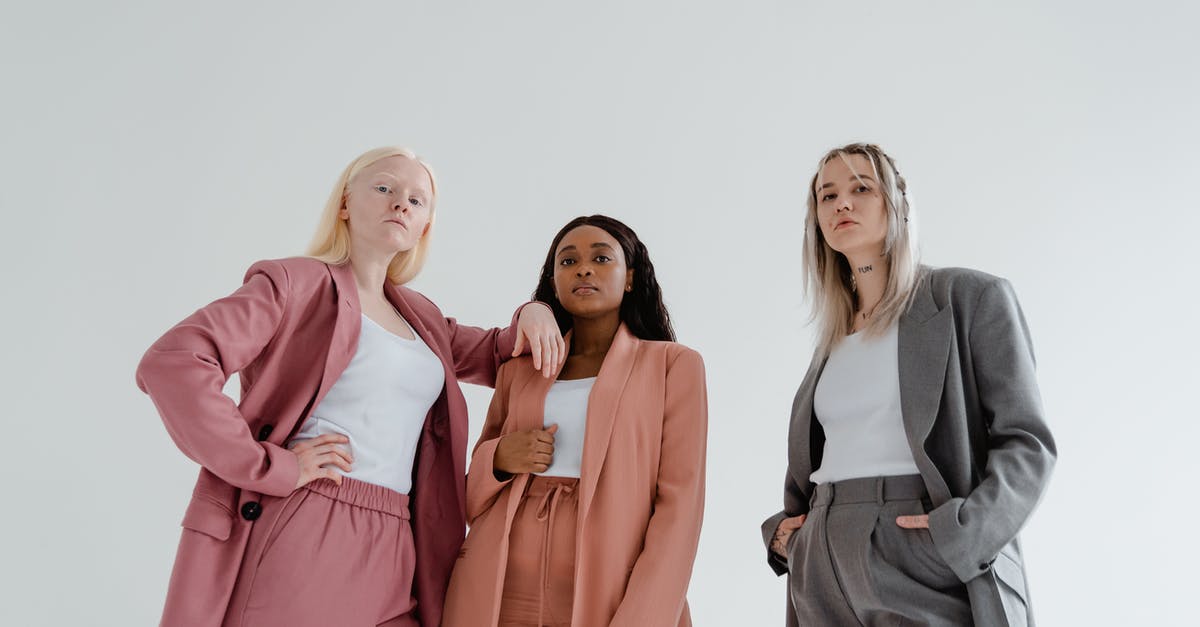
left=575, top=265, right=592, bottom=277
left=835, top=198, right=852, bottom=213
left=392, top=199, right=408, bottom=213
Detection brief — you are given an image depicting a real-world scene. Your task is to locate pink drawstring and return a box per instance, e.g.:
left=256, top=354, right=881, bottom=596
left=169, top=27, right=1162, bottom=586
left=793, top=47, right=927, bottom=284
left=533, top=480, right=575, bottom=627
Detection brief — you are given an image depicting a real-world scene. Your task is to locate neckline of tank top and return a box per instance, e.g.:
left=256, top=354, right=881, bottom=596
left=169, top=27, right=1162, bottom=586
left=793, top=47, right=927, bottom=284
left=360, top=312, right=420, bottom=344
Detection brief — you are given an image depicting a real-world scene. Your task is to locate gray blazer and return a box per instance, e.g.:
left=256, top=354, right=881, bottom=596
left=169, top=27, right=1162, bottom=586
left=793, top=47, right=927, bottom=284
left=762, top=266, right=1057, bottom=626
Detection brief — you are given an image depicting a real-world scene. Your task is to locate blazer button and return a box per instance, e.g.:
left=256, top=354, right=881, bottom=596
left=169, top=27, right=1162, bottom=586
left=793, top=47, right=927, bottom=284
left=241, top=501, right=263, bottom=521
left=257, top=424, right=274, bottom=441
left=979, top=563, right=989, bottom=571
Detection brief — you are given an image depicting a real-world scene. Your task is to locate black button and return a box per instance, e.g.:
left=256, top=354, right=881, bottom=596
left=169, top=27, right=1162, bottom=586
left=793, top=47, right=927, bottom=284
left=257, top=424, right=274, bottom=441
left=979, top=563, right=989, bottom=571
left=241, top=501, right=262, bottom=521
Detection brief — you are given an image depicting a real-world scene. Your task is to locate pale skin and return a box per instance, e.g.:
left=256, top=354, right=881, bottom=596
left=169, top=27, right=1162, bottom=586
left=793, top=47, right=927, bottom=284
left=771, top=154, right=926, bottom=557
left=493, top=225, right=632, bottom=477
left=292, top=155, right=566, bottom=489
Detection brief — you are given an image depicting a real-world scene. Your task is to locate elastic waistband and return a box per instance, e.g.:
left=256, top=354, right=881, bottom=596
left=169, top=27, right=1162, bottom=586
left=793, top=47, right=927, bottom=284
left=304, top=476, right=410, bottom=520
left=811, top=474, right=927, bottom=508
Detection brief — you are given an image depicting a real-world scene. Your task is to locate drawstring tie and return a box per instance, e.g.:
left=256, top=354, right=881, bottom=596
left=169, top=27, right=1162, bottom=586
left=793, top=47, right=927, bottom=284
left=533, top=480, right=575, bottom=627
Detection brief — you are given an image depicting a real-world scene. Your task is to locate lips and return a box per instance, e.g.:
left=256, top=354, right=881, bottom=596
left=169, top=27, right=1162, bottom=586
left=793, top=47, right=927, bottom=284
left=572, top=283, right=598, bottom=294
left=834, top=219, right=858, bottom=230
left=386, top=218, right=408, bottom=230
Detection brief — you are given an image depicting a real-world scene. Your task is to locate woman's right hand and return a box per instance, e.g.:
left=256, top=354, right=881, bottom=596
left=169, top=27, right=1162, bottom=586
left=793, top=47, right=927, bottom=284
left=494, top=425, right=558, bottom=475
left=290, top=433, right=354, bottom=489
left=771, top=514, right=807, bottom=557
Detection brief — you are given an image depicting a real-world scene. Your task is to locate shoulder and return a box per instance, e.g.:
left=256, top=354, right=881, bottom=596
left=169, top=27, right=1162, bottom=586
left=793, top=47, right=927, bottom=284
left=496, top=356, right=535, bottom=386
left=394, top=285, right=443, bottom=316
left=245, top=256, right=332, bottom=284
left=922, top=265, right=1015, bottom=307
left=241, top=258, right=338, bottom=305
left=641, top=340, right=705, bottom=372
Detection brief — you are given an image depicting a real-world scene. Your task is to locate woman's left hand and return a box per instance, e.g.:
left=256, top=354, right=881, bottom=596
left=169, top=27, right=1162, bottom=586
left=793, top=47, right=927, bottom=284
left=896, top=514, right=930, bottom=529
left=514, top=302, right=565, bottom=378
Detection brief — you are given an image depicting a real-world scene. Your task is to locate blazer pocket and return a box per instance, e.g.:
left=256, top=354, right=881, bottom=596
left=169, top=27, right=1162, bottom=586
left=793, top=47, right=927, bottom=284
left=181, top=493, right=235, bottom=541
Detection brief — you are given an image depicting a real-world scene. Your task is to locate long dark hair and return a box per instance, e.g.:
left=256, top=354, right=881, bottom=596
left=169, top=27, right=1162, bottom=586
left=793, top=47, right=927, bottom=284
left=533, top=215, right=675, bottom=342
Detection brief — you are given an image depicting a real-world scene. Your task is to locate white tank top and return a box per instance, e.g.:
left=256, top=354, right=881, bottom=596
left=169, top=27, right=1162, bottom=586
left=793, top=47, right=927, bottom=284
left=290, top=314, right=445, bottom=494
left=535, top=376, right=596, bottom=479
left=809, top=324, right=920, bottom=485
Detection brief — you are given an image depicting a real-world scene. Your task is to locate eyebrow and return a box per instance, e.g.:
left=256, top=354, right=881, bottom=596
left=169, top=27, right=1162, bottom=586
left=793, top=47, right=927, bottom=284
left=818, top=174, right=877, bottom=190
left=556, top=242, right=616, bottom=256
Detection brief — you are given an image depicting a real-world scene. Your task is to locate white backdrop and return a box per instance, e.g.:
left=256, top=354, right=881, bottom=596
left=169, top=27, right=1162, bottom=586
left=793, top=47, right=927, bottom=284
left=3, top=1, right=1197, bottom=625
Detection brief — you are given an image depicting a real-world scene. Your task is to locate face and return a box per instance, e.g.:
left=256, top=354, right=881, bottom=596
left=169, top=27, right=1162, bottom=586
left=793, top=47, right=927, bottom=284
left=814, top=153, right=889, bottom=257
left=552, top=225, right=634, bottom=320
left=340, top=155, right=433, bottom=256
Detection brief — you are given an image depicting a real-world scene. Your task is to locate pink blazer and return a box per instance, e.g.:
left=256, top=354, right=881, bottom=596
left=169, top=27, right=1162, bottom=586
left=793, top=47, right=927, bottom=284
left=136, top=257, right=527, bottom=627
left=443, top=325, right=708, bottom=627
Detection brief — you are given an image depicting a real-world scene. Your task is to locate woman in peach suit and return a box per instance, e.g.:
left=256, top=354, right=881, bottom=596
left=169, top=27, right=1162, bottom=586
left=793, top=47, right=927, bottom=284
left=443, top=215, right=708, bottom=627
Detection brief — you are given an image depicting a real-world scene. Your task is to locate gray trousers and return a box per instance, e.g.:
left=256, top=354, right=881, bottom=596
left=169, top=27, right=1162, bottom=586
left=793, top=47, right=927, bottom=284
left=786, top=475, right=971, bottom=627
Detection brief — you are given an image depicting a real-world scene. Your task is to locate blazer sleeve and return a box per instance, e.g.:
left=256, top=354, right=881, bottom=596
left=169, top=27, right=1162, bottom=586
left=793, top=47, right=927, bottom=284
left=927, top=278, right=1058, bottom=582
left=610, top=348, right=708, bottom=627
left=464, top=361, right=518, bottom=523
left=135, top=260, right=300, bottom=497
left=426, top=299, right=549, bottom=388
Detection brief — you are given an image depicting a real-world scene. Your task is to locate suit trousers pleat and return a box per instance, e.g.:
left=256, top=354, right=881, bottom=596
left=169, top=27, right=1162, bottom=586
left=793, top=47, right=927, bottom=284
left=787, top=475, right=971, bottom=627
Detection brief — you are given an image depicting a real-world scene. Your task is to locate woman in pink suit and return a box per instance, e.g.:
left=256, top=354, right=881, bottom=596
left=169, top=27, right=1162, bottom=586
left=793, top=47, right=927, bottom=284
left=136, top=146, right=564, bottom=627
left=443, top=215, right=709, bottom=627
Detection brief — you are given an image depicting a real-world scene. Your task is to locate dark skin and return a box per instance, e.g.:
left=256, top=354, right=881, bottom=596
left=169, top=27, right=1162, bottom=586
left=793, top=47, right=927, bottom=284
left=494, top=225, right=634, bottom=477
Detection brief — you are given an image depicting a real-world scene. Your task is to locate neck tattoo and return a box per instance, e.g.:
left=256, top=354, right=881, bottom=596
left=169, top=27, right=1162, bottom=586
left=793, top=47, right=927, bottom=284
left=857, top=264, right=873, bottom=274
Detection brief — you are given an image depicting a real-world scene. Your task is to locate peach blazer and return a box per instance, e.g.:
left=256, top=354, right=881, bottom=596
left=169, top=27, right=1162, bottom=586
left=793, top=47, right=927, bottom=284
left=443, top=324, right=708, bottom=627
left=136, top=257, right=527, bottom=627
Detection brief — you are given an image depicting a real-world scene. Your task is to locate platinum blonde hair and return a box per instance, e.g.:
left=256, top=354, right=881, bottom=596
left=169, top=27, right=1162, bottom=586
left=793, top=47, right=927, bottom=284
left=802, top=143, right=922, bottom=356
left=307, top=146, right=438, bottom=285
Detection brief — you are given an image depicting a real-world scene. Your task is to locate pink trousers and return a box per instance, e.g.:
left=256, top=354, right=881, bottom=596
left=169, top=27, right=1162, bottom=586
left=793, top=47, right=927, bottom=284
left=498, top=476, right=580, bottom=627
left=222, top=477, right=418, bottom=627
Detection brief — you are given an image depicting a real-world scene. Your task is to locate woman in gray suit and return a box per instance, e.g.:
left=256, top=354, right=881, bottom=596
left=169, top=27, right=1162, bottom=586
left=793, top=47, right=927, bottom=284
left=762, top=143, right=1056, bottom=626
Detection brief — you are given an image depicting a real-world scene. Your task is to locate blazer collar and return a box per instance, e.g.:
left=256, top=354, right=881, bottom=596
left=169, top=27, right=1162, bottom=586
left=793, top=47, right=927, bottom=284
left=314, top=262, right=361, bottom=408
left=897, top=268, right=953, bottom=445
left=513, top=323, right=639, bottom=523
left=791, top=268, right=953, bottom=499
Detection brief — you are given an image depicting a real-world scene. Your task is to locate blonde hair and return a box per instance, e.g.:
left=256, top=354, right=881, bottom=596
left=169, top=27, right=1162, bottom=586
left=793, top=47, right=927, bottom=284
left=802, top=142, right=922, bottom=356
left=307, top=146, right=439, bottom=285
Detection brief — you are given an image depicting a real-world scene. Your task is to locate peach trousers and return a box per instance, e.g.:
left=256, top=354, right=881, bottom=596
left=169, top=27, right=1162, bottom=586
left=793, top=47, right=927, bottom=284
left=498, top=476, right=580, bottom=627
left=222, top=477, right=419, bottom=627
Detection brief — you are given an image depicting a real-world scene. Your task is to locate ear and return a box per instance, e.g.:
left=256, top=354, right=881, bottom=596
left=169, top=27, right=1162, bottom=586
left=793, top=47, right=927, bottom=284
left=421, top=223, right=430, bottom=237
left=625, top=268, right=634, bottom=292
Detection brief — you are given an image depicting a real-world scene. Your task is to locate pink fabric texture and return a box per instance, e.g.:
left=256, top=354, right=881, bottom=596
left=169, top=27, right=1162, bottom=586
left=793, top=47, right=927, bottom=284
left=224, top=477, right=417, bottom=627
left=137, top=257, right=526, bottom=626
left=444, top=325, right=708, bottom=627
left=498, top=476, right=579, bottom=627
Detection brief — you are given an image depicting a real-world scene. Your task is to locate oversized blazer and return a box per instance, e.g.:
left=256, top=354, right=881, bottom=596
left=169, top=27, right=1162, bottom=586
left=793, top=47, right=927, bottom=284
left=761, top=267, right=1057, bottom=627
left=136, top=257, right=530, bottom=627
left=442, top=324, right=708, bottom=627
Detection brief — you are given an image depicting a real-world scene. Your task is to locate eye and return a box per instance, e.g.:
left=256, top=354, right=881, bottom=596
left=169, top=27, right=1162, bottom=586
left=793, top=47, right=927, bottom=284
left=821, top=193, right=836, bottom=202
left=855, top=185, right=871, bottom=193
left=594, top=255, right=611, bottom=263
left=559, top=258, right=576, bottom=266
left=374, top=185, right=391, bottom=194
left=408, top=197, right=422, bottom=207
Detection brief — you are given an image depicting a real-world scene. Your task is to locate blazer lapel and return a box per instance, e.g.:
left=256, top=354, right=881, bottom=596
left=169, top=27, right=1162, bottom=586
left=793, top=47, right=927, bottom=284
left=897, top=270, right=955, bottom=500
left=577, top=324, right=638, bottom=524
left=789, top=354, right=827, bottom=492
left=385, top=283, right=445, bottom=366
left=313, top=263, right=362, bottom=410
